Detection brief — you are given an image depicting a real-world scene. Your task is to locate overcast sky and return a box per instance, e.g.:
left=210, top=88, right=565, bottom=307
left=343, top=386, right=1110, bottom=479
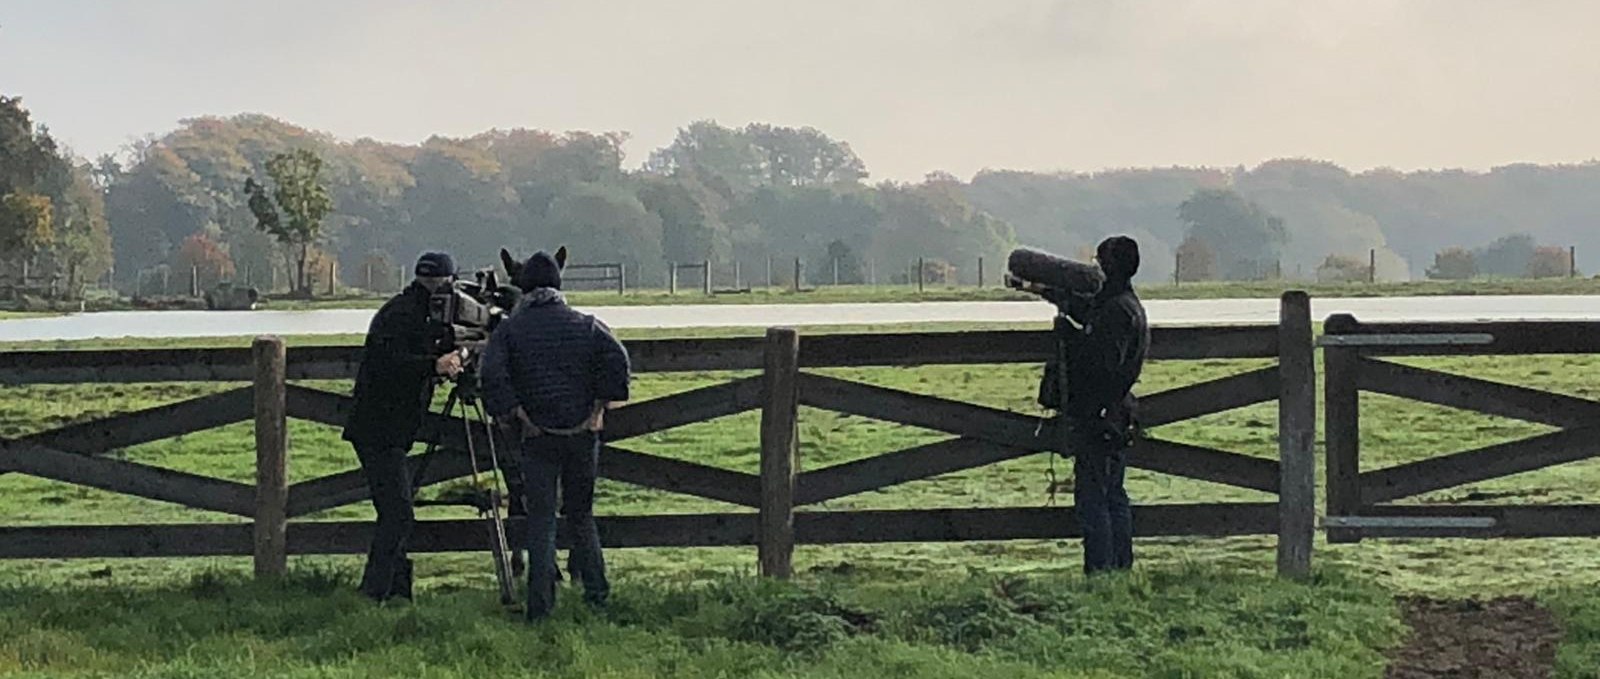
left=2, top=0, right=1597, bottom=180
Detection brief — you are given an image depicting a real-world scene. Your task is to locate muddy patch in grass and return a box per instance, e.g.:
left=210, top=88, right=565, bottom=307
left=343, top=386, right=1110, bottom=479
left=1387, top=596, right=1560, bottom=678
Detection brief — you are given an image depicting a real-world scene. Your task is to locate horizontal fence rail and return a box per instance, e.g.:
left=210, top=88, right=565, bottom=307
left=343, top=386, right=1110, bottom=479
left=0, top=325, right=1282, bottom=385
left=0, top=295, right=1316, bottom=579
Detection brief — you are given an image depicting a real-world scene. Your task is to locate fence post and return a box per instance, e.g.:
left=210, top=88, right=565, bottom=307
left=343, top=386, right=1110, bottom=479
left=832, top=258, right=840, bottom=286
left=617, top=263, right=627, bottom=295
left=977, top=257, right=984, bottom=288
left=734, top=261, right=741, bottom=289
left=252, top=335, right=288, bottom=578
left=793, top=258, right=802, bottom=292
left=868, top=259, right=875, bottom=286
left=1368, top=249, right=1376, bottom=283
left=759, top=327, right=800, bottom=578
left=1174, top=252, right=1181, bottom=286
left=1276, top=291, right=1315, bottom=578
left=669, top=263, right=677, bottom=295
left=917, top=257, right=925, bottom=293
left=1571, top=246, right=1578, bottom=278
left=1324, top=313, right=1362, bottom=543
left=190, top=265, right=199, bottom=297
left=702, top=260, right=712, bottom=295
left=767, top=256, right=774, bottom=289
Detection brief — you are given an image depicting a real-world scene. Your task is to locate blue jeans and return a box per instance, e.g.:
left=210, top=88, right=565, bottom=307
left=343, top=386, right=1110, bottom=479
left=520, top=433, right=608, bottom=619
left=1073, top=432, right=1133, bottom=573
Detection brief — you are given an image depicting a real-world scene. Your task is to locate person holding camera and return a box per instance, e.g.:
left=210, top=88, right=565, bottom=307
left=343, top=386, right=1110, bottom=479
left=1035, top=236, right=1149, bottom=574
left=342, top=252, right=465, bottom=601
left=481, top=249, right=630, bottom=621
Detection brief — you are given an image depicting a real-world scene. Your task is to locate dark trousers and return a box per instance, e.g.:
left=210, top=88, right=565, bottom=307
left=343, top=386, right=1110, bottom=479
left=354, top=443, right=415, bottom=599
left=521, top=433, right=609, bottom=620
left=1073, top=433, right=1133, bottom=573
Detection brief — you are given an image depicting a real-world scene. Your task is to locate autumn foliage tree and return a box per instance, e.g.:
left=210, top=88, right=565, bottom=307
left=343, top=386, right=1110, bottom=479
left=1527, top=246, right=1572, bottom=278
left=171, top=230, right=235, bottom=292
left=0, top=192, right=54, bottom=269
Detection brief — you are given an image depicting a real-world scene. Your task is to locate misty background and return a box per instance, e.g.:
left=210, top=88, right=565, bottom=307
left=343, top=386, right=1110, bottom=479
left=2, top=1, right=1598, bottom=293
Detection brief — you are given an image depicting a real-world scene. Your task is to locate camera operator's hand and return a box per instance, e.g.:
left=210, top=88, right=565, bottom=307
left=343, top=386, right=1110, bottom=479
left=435, top=352, right=463, bottom=378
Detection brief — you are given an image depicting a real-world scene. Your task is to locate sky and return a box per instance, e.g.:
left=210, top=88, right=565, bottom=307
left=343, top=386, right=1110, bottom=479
left=2, top=0, right=1598, bottom=181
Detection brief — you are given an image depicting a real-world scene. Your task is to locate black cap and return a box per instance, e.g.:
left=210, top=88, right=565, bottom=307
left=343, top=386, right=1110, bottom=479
left=516, top=251, right=563, bottom=291
left=414, top=252, right=456, bottom=277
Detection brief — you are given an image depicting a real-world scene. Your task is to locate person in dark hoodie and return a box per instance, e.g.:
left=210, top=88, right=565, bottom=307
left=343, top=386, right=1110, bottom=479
left=343, top=252, right=464, bottom=601
left=1037, top=236, right=1149, bottom=574
left=481, top=247, right=630, bottom=620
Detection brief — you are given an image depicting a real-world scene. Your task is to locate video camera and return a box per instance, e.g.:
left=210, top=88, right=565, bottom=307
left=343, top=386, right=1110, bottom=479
left=427, top=268, right=521, bottom=353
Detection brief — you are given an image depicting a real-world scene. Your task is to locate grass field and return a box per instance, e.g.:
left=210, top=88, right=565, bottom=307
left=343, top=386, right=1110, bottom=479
left=4, top=327, right=1600, bottom=676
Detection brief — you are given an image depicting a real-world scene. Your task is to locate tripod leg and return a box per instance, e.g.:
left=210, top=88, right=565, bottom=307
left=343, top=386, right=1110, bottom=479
left=486, top=489, right=517, bottom=606
left=468, top=400, right=518, bottom=606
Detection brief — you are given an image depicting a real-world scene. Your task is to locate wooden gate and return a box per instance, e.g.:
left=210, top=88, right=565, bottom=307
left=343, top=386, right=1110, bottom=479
left=1321, top=314, right=1600, bottom=539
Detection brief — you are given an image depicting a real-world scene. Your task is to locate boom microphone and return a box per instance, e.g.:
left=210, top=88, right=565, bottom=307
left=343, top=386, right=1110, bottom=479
left=1005, top=247, right=1105, bottom=295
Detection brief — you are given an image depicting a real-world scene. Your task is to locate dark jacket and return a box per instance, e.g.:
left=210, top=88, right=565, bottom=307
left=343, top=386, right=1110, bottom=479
left=342, top=283, right=442, bottom=448
left=1040, top=279, right=1149, bottom=425
left=481, top=291, right=631, bottom=430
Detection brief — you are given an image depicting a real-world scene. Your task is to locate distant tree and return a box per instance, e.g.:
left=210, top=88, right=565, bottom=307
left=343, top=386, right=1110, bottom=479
left=1177, top=189, right=1287, bottom=280
left=1426, top=247, right=1478, bottom=280
left=1174, top=235, right=1217, bottom=282
left=1472, top=234, right=1536, bottom=278
left=0, top=191, right=55, bottom=269
left=1527, top=246, right=1571, bottom=279
left=1317, top=254, right=1370, bottom=283
left=171, top=230, right=235, bottom=292
left=645, top=121, right=765, bottom=195
left=743, top=123, right=868, bottom=187
left=824, top=239, right=864, bottom=284
left=543, top=183, right=664, bottom=269
left=245, top=149, right=334, bottom=295
left=638, top=176, right=727, bottom=264
left=53, top=163, right=115, bottom=294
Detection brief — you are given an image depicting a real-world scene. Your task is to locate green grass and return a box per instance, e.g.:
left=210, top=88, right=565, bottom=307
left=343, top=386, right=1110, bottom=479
left=6, top=329, right=1600, bottom=675
left=0, top=564, right=1403, bottom=678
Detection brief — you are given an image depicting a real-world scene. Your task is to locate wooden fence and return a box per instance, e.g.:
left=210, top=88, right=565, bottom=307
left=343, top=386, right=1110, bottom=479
left=0, top=294, right=1317, bottom=577
left=1321, top=314, right=1600, bottom=540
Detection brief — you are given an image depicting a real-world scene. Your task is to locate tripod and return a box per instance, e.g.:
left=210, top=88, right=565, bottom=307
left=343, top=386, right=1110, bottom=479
left=412, top=367, right=522, bottom=606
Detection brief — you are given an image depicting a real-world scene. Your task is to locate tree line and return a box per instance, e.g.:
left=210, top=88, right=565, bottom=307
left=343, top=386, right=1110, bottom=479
left=4, top=95, right=1598, bottom=299
left=0, top=95, right=114, bottom=296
